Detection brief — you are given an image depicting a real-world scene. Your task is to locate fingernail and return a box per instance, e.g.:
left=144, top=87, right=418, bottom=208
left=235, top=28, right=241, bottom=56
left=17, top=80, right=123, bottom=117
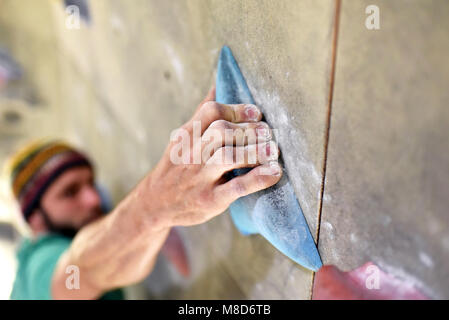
left=266, top=141, right=278, bottom=159
left=268, top=161, right=281, bottom=176
left=256, top=124, right=271, bottom=139
left=244, top=104, right=260, bottom=120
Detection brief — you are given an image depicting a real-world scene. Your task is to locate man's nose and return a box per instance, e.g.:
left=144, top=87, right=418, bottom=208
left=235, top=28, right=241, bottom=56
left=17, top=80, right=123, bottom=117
left=81, top=185, right=101, bottom=209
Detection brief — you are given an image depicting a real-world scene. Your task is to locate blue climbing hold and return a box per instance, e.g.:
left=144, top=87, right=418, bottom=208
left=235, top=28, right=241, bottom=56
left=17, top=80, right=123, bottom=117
left=216, top=46, right=322, bottom=271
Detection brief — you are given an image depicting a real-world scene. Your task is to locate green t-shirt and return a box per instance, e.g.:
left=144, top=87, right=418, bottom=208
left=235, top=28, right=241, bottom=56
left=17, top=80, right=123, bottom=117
left=10, top=233, right=124, bottom=300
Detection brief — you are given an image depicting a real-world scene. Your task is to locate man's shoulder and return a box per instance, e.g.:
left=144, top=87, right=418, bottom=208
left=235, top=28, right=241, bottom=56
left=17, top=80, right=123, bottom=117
left=12, top=233, right=73, bottom=300
left=17, top=233, right=72, bottom=266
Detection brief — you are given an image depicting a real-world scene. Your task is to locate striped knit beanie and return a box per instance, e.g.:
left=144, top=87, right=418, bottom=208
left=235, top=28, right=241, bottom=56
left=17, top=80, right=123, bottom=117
left=6, top=139, right=93, bottom=222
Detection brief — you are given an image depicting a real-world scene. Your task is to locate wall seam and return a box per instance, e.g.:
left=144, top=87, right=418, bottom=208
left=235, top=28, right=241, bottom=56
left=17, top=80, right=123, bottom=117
left=310, top=0, right=341, bottom=299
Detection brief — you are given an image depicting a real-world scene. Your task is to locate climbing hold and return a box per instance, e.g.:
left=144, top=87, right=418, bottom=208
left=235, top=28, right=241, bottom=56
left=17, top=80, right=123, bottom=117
left=161, top=228, right=190, bottom=277
left=216, top=46, right=322, bottom=271
left=312, top=262, right=429, bottom=300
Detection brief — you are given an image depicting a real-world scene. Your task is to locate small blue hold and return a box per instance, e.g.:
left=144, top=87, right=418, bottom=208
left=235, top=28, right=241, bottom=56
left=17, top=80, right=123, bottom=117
left=216, top=46, right=322, bottom=271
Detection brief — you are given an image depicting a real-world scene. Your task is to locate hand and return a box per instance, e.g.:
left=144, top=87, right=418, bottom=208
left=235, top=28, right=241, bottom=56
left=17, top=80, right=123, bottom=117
left=141, top=86, right=282, bottom=229
left=54, top=87, right=284, bottom=298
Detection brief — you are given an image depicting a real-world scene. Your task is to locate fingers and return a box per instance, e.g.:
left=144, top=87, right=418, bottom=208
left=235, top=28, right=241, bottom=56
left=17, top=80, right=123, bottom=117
left=214, top=161, right=283, bottom=204
left=201, top=120, right=271, bottom=154
left=204, top=141, right=279, bottom=177
left=194, top=101, right=262, bottom=135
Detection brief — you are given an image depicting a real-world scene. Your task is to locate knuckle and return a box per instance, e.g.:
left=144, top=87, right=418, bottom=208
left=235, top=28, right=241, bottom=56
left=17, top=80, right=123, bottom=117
left=179, top=121, right=193, bottom=135
left=254, top=174, right=276, bottom=189
left=196, top=189, right=215, bottom=208
left=202, top=100, right=217, bottom=109
left=202, top=101, right=222, bottom=118
left=210, top=119, right=229, bottom=131
left=211, top=146, right=233, bottom=165
left=208, top=146, right=224, bottom=165
left=213, top=145, right=224, bottom=156
left=215, top=145, right=232, bottom=156
left=231, top=179, right=247, bottom=195
left=222, top=145, right=234, bottom=154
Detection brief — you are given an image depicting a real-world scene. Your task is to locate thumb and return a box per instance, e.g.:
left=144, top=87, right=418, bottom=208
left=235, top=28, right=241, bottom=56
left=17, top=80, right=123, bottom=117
left=202, top=85, right=216, bottom=103
left=194, top=85, right=216, bottom=115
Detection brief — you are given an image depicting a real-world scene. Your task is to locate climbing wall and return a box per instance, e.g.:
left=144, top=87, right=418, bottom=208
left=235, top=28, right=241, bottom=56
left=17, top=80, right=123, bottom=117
left=318, top=0, right=449, bottom=299
left=0, top=0, right=448, bottom=299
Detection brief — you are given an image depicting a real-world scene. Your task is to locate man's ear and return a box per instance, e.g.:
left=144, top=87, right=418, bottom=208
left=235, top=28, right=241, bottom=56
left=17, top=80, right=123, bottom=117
left=28, top=209, right=47, bottom=234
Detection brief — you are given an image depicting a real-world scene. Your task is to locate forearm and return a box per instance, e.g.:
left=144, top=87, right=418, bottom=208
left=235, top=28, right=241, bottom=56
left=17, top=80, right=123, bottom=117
left=52, top=175, right=171, bottom=299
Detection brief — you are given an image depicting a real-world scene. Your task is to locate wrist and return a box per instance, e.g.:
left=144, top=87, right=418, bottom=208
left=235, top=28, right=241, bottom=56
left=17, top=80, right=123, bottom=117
left=123, top=172, right=173, bottom=233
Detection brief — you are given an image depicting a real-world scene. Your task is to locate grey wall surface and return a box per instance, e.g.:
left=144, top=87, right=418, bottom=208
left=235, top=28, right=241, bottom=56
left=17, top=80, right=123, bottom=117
left=318, top=0, right=449, bottom=299
left=0, top=0, right=447, bottom=299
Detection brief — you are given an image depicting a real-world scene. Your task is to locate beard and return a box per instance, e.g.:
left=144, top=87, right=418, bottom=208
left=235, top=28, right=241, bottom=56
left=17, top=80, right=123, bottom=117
left=39, top=206, right=103, bottom=239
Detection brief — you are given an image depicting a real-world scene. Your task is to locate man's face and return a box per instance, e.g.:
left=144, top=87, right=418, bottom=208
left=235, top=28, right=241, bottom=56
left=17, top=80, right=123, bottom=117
left=39, top=166, right=103, bottom=231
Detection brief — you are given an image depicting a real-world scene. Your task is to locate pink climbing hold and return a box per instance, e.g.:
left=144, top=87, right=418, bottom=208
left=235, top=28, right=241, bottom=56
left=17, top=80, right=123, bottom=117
left=161, top=227, right=190, bottom=277
left=312, top=262, right=428, bottom=300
